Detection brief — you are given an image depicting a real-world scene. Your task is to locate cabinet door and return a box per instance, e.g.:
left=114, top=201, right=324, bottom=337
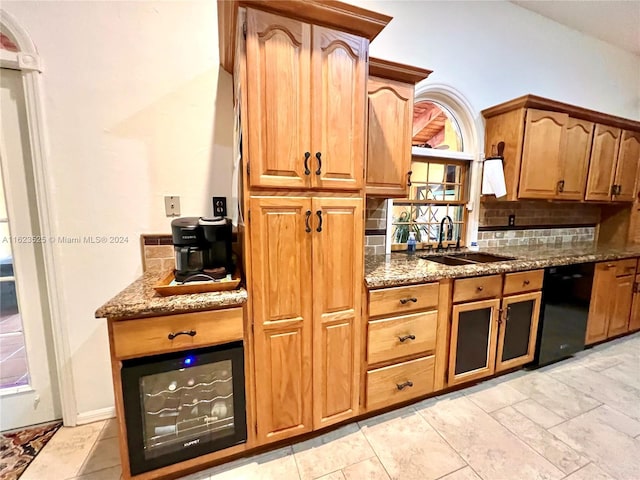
left=630, top=275, right=640, bottom=332
left=496, top=291, right=541, bottom=372
left=612, top=130, right=640, bottom=202
left=518, top=109, right=567, bottom=199
left=607, top=275, right=634, bottom=337
left=250, top=197, right=313, bottom=443
left=585, top=124, right=622, bottom=201
left=365, top=76, right=413, bottom=197
left=557, top=118, right=594, bottom=200
left=311, top=26, right=367, bottom=190
left=311, top=197, right=363, bottom=428
left=586, top=262, right=616, bottom=345
left=448, top=298, right=500, bottom=386
left=246, top=9, right=311, bottom=189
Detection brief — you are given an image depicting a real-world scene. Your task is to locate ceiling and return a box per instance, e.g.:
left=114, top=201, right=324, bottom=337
left=512, top=1, right=640, bottom=55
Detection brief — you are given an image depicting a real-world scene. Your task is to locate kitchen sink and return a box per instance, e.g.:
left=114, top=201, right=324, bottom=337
left=419, top=252, right=516, bottom=266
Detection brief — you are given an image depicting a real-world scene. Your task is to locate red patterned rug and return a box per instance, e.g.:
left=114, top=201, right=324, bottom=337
left=0, top=421, right=62, bottom=480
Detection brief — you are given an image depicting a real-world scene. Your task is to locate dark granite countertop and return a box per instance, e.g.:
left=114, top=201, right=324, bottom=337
left=365, top=242, right=640, bottom=288
left=95, top=269, right=247, bottom=320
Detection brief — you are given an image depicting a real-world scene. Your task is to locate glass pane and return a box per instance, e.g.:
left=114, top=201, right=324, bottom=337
left=502, top=300, right=535, bottom=362
left=412, top=101, right=463, bottom=151
left=0, top=223, right=12, bottom=276
left=455, top=307, right=491, bottom=375
left=141, top=359, right=236, bottom=459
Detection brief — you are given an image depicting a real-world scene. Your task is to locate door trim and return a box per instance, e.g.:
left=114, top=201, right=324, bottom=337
left=1, top=10, right=77, bottom=426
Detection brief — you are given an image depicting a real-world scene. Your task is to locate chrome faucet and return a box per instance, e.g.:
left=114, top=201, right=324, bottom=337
left=438, top=216, right=454, bottom=251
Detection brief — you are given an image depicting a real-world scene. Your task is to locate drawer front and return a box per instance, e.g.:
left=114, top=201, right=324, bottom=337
left=367, top=311, right=437, bottom=365
left=616, top=258, right=638, bottom=277
left=111, top=308, right=243, bottom=359
left=453, top=275, right=502, bottom=303
left=369, top=283, right=439, bottom=317
left=366, top=356, right=435, bottom=409
left=503, top=270, right=544, bottom=295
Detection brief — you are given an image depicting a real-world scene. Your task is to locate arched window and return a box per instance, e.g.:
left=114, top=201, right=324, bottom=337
left=386, top=85, right=482, bottom=253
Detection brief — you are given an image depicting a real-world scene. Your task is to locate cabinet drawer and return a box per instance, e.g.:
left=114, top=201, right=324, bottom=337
left=616, top=258, right=637, bottom=277
left=367, top=311, right=437, bottom=365
left=369, top=283, right=439, bottom=317
left=366, top=356, right=435, bottom=409
left=453, top=275, right=502, bottom=303
left=111, top=308, right=243, bottom=359
left=503, top=270, right=544, bottom=295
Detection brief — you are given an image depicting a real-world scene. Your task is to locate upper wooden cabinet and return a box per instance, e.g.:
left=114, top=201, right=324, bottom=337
left=365, top=58, right=432, bottom=197
left=613, top=130, right=640, bottom=202
left=559, top=118, right=594, bottom=200
left=518, top=109, right=568, bottom=199
left=217, top=0, right=392, bottom=73
left=585, top=124, right=621, bottom=201
left=245, top=8, right=367, bottom=190
left=482, top=95, right=640, bottom=202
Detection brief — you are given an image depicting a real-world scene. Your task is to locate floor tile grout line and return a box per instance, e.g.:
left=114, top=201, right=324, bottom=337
left=489, top=407, right=587, bottom=475
left=291, top=443, right=304, bottom=480
left=74, top=422, right=109, bottom=478
left=62, top=464, right=121, bottom=480
left=356, top=420, right=394, bottom=480
left=412, top=405, right=478, bottom=479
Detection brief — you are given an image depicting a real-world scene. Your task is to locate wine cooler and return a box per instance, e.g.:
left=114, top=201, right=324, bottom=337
left=121, top=341, right=246, bottom=475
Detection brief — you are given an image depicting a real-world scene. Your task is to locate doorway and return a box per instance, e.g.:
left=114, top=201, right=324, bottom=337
left=0, top=63, right=60, bottom=429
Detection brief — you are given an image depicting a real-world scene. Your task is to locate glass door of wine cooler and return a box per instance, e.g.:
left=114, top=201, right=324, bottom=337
left=121, top=341, right=246, bottom=475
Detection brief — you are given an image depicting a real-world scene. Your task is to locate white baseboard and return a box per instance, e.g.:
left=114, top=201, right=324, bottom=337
left=75, top=406, right=116, bottom=426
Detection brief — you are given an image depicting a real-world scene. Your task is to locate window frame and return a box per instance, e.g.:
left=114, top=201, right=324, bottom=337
left=385, top=84, right=483, bottom=254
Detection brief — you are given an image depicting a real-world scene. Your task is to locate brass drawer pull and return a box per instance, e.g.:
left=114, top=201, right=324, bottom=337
left=523, top=280, right=530, bottom=286
left=398, top=334, right=416, bottom=343
left=168, top=330, right=196, bottom=340
left=399, top=297, right=418, bottom=304
left=396, top=381, right=414, bottom=391
left=476, top=286, right=484, bottom=292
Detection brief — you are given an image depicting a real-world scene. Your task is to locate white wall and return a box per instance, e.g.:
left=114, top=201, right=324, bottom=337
left=2, top=0, right=233, bottom=418
left=353, top=0, right=640, bottom=120
left=2, top=0, right=639, bottom=420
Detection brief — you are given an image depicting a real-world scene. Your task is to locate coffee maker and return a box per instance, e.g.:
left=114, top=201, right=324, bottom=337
left=171, top=217, right=235, bottom=282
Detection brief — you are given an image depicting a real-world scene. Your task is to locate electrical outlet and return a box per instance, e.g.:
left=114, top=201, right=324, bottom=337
left=164, top=195, right=181, bottom=217
left=508, top=214, right=516, bottom=227
left=213, top=197, right=227, bottom=217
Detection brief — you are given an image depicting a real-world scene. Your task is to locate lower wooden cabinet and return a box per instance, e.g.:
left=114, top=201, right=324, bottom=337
left=586, top=259, right=637, bottom=344
left=364, top=282, right=440, bottom=410
left=448, top=298, right=500, bottom=386
left=448, top=273, right=543, bottom=387
left=366, top=356, right=435, bottom=410
left=630, top=275, right=640, bottom=332
left=496, top=292, right=541, bottom=372
left=250, top=196, right=363, bottom=443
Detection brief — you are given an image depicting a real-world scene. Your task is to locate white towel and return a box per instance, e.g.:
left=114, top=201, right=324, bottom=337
left=482, top=158, right=507, bottom=198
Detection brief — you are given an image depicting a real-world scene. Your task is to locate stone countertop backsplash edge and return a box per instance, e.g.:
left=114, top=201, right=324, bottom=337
left=95, top=269, right=247, bottom=320
left=365, top=242, right=640, bottom=289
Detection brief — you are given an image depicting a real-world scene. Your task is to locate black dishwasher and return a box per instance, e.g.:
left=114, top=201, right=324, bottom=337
left=532, top=262, right=595, bottom=367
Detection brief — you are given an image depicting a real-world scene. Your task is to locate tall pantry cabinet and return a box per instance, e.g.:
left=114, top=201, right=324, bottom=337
left=236, top=7, right=367, bottom=444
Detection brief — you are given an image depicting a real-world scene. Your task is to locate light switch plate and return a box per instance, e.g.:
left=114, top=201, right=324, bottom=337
left=164, top=195, right=181, bottom=217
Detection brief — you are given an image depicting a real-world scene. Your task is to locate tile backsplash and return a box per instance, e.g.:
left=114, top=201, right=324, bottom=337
left=365, top=198, right=387, bottom=255
left=140, top=234, right=174, bottom=272
left=476, top=226, right=596, bottom=248
left=480, top=200, right=601, bottom=227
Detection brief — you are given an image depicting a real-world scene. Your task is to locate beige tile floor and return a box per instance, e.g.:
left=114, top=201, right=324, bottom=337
left=21, top=332, right=640, bottom=480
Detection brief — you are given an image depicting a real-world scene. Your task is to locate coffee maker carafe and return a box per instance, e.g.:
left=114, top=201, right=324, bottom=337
left=171, top=217, right=234, bottom=282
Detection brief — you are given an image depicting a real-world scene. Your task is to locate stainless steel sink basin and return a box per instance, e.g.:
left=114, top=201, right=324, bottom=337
left=420, top=255, right=474, bottom=266
left=419, top=252, right=515, bottom=266
left=448, top=253, right=516, bottom=263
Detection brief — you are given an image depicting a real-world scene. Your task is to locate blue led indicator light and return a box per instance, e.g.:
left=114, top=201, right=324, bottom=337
left=184, top=356, right=194, bottom=366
